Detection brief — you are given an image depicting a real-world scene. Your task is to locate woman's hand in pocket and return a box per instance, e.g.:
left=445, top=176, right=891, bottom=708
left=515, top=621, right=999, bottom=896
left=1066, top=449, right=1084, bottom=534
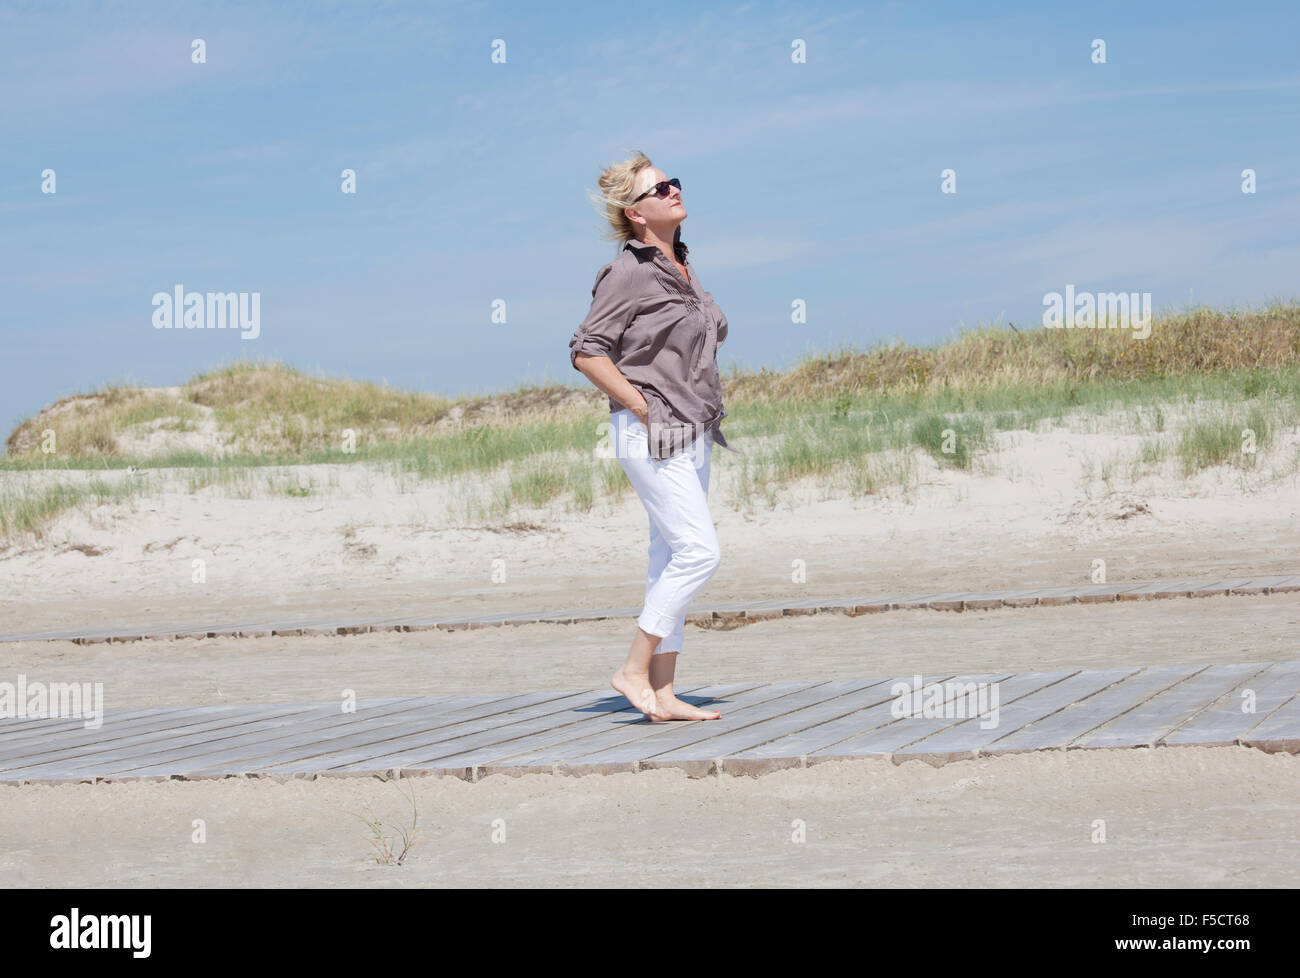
left=631, top=394, right=650, bottom=428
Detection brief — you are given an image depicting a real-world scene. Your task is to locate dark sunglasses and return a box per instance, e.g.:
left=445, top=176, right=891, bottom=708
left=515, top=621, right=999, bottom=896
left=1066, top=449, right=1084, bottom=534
left=631, top=177, right=681, bottom=203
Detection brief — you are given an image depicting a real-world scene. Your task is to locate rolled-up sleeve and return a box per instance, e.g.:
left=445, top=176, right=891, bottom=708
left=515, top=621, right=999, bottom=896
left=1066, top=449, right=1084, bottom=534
left=570, top=261, right=636, bottom=370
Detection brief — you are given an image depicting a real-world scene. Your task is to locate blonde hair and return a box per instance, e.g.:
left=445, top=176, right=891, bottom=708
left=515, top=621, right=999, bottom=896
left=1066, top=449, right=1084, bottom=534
left=587, top=148, right=688, bottom=262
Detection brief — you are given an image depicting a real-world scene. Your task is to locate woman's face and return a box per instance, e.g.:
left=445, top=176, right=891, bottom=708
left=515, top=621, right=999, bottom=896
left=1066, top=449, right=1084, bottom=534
left=628, top=167, right=687, bottom=228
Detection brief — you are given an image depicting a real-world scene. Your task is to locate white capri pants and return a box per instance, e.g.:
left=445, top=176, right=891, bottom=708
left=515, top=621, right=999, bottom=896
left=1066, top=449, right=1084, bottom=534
left=612, top=408, right=721, bottom=655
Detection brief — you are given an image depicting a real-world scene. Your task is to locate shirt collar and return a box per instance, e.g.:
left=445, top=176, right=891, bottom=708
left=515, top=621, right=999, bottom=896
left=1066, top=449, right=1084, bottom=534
left=624, top=237, right=687, bottom=262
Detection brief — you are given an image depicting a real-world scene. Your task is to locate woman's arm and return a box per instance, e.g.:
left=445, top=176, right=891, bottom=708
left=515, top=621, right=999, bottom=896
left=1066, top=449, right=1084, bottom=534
left=570, top=259, right=650, bottom=425
left=703, top=290, right=727, bottom=346
left=574, top=353, right=649, bottom=426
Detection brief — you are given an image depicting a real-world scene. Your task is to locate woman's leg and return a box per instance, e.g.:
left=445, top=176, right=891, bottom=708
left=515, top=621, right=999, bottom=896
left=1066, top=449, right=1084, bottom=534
left=644, top=517, right=685, bottom=654
left=614, top=413, right=721, bottom=720
left=611, top=626, right=670, bottom=721
left=646, top=428, right=720, bottom=719
left=610, top=412, right=674, bottom=719
left=649, top=652, right=721, bottom=719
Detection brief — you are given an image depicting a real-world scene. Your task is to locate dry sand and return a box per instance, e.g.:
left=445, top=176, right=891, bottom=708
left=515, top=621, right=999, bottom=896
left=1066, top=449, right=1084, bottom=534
left=2, top=409, right=1298, bottom=886
left=3, top=748, right=1294, bottom=888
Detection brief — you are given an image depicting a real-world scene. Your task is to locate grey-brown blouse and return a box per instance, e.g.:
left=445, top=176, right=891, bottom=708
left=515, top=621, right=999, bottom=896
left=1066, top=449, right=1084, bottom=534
left=569, top=237, right=737, bottom=461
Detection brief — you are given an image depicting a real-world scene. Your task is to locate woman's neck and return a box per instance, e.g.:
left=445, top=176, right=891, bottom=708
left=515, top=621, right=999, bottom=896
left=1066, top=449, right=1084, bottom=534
left=639, top=224, right=685, bottom=267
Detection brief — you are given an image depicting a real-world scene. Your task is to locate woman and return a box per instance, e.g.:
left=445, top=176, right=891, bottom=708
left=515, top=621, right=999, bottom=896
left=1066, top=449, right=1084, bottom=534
left=569, top=151, right=739, bottom=722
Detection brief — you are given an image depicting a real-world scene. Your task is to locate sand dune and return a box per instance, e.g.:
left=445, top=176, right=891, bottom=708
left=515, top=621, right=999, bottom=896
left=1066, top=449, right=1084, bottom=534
left=3, top=406, right=1299, bottom=635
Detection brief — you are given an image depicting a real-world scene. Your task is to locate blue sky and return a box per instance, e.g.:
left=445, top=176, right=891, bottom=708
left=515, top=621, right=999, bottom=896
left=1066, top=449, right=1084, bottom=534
left=3, top=0, right=1298, bottom=453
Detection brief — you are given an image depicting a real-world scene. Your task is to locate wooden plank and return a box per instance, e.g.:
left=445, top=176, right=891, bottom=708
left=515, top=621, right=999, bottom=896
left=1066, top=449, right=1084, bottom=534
left=1204, top=578, right=1257, bottom=589
left=773, top=597, right=840, bottom=610
left=1072, top=662, right=1273, bottom=748
left=1162, top=661, right=1300, bottom=746
left=642, top=679, right=900, bottom=764
left=1111, top=583, right=1164, bottom=595
left=366, top=681, right=759, bottom=775
left=894, top=591, right=972, bottom=606
left=163, top=686, right=628, bottom=777
left=3, top=695, right=479, bottom=780
left=444, top=681, right=832, bottom=775
left=467, top=683, right=782, bottom=771
left=0, top=696, right=370, bottom=754
left=723, top=675, right=956, bottom=761
left=0, top=705, right=198, bottom=747
left=1240, top=690, right=1300, bottom=751
left=894, top=668, right=1138, bottom=758
left=689, top=600, right=749, bottom=612
left=846, top=596, right=919, bottom=611
left=0, top=702, right=302, bottom=769
left=923, top=592, right=995, bottom=608
left=552, top=681, right=858, bottom=769
left=989, top=665, right=1205, bottom=752
left=525, top=607, right=626, bottom=622
left=1234, top=576, right=1293, bottom=589
left=1061, top=585, right=1123, bottom=596
left=224, top=687, right=671, bottom=776
left=484, top=681, right=824, bottom=769
left=96, top=691, right=555, bottom=779
left=2, top=703, right=349, bottom=779
left=0, top=696, right=429, bottom=753
left=1118, top=580, right=1205, bottom=597
left=143, top=692, right=531, bottom=777
left=309, top=685, right=751, bottom=774
left=0, top=703, right=333, bottom=773
left=1183, top=579, right=1245, bottom=596
left=807, top=672, right=1064, bottom=758
left=334, top=685, right=752, bottom=774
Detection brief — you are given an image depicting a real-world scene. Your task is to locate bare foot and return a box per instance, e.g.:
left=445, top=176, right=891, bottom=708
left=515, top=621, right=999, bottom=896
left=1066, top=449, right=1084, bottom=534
left=612, top=668, right=672, bottom=721
left=654, top=691, right=722, bottom=720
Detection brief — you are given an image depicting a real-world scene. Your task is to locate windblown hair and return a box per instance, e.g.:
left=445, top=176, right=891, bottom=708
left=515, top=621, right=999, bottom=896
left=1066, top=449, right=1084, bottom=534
left=587, top=148, right=688, bottom=263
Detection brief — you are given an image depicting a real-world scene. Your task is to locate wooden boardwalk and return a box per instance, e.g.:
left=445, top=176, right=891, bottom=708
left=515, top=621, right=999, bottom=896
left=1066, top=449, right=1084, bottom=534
left=2, top=574, right=1297, bottom=645
left=3, top=661, right=1297, bottom=785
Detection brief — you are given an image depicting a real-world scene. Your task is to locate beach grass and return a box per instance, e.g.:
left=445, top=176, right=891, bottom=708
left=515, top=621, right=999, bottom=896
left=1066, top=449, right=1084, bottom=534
left=3, top=299, right=1299, bottom=544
